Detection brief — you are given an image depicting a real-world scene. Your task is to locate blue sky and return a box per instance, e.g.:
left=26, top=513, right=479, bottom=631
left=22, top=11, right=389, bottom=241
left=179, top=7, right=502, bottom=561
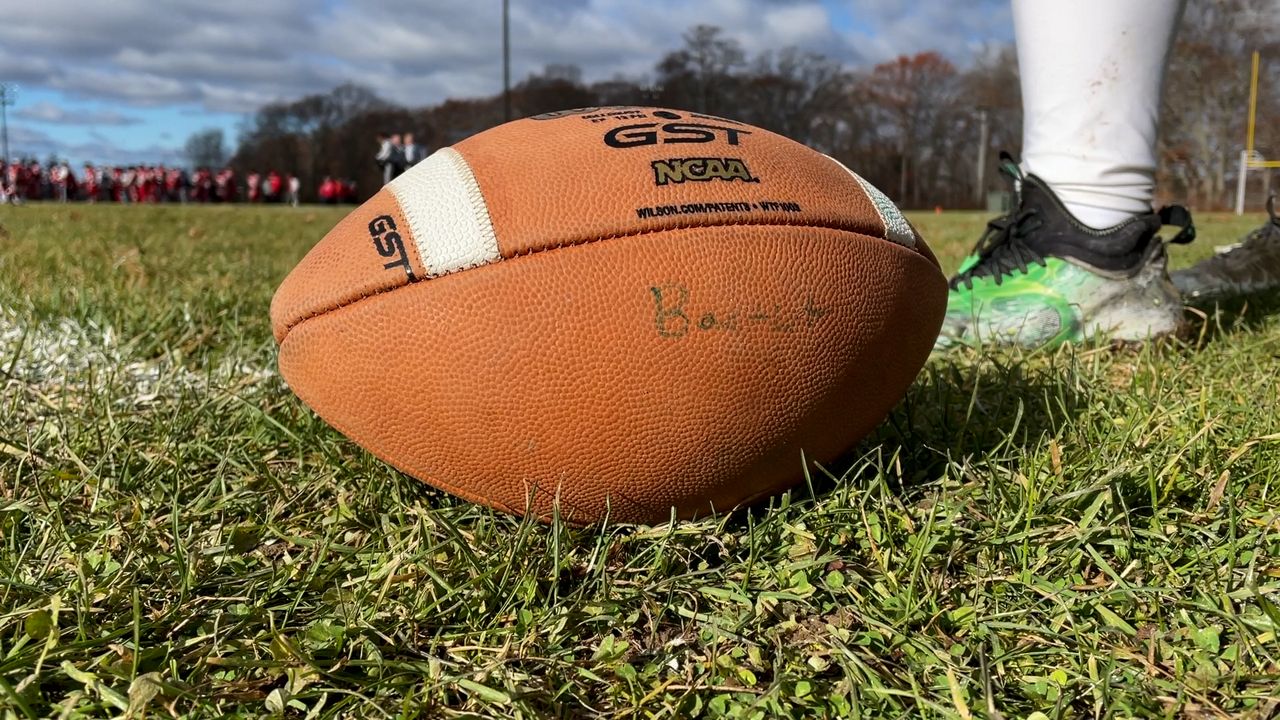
left=7, top=88, right=235, bottom=166
left=0, top=0, right=1011, bottom=167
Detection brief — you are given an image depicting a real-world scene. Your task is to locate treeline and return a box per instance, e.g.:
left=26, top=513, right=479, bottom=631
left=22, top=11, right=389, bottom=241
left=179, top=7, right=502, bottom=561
left=227, top=0, right=1276, bottom=209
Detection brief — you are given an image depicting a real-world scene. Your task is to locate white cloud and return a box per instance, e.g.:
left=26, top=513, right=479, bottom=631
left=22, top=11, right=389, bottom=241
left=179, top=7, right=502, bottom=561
left=761, top=5, right=836, bottom=47
left=0, top=0, right=1010, bottom=112
left=14, top=101, right=142, bottom=125
left=6, top=123, right=181, bottom=165
left=841, top=0, right=1012, bottom=64
left=6, top=125, right=57, bottom=151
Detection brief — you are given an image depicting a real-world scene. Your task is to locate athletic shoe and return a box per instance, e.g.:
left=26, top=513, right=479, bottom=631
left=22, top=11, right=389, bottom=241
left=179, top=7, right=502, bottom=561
left=935, top=155, right=1195, bottom=350
left=1170, top=194, right=1280, bottom=300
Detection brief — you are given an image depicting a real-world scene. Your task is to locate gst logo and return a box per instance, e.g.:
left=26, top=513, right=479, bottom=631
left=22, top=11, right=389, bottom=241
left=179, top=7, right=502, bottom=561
left=604, top=122, right=752, bottom=149
left=368, top=214, right=415, bottom=280
left=652, top=157, right=758, bottom=186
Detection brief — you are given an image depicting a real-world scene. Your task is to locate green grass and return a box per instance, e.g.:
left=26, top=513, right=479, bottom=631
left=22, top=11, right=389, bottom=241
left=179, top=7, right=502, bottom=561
left=1, top=203, right=1278, bottom=718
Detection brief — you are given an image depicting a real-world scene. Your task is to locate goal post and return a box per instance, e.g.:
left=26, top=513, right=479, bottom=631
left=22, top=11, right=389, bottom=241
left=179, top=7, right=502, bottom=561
left=1237, top=51, right=1279, bottom=214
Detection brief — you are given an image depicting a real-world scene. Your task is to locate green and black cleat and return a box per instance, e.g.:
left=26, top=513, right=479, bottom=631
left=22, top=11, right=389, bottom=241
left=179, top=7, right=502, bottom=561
left=936, top=154, right=1195, bottom=350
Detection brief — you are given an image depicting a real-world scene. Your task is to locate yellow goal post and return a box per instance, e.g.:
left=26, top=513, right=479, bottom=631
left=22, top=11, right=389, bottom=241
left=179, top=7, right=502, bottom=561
left=1236, top=51, right=1279, bottom=214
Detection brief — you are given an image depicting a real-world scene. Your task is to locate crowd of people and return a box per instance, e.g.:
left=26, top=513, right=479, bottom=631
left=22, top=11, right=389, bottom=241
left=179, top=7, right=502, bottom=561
left=0, top=128, right=427, bottom=205
left=374, top=132, right=426, bottom=185
left=0, top=159, right=360, bottom=205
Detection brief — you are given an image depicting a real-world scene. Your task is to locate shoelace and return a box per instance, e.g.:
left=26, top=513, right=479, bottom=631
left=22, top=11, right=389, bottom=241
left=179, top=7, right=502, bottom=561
left=950, top=154, right=1045, bottom=290
left=951, top=204, right=1194, bottom=291
left=950, top=153, right=1196, bottom=291
left=950, top=207, right=1046, bottom=290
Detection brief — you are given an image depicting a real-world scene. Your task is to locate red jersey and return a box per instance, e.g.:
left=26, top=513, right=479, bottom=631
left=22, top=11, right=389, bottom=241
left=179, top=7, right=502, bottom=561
left=82, top=166, right=99, bottom=201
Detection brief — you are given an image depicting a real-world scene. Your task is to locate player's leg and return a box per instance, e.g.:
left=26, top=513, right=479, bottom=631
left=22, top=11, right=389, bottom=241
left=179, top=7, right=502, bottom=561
left=936, top=0, right=1192, bottom=350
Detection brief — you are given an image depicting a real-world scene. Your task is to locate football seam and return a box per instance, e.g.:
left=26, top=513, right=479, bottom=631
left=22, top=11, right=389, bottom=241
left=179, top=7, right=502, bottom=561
left=278, top=219, right=919, bottom=340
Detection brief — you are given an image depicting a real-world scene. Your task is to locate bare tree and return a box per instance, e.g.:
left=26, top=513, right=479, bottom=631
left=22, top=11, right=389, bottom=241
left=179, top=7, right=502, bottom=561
left=185, top=129, right=227, bottom=169
left=962, top=45, right=1022, bottom=201
left=862, top=52, right=962, bottom=206
left=234, top=83, right=398, bottom=201
left=512, top=66, right=597, bottom=118
left=1159, top=0, right=1280, bottom=208
left=738, top=48, right=847, bottom=146
left=656, top=25, right=746, bottom=115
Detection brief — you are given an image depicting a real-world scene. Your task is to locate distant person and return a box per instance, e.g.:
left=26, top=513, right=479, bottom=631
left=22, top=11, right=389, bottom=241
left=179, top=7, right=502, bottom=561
left=122, top=166, right=139, bottom=203
left=215, top=167, right=239, bottom=203
left=140, top=166, right=157, bottom=203
left=246, top=171, right=261, bottom=202
left=261, top=170, right=276, bottom=202
left=82, top=163, right=99, bottom=202
left=11, top=162, right=27, bottom=204
left=319, top=175, right=338, bottom=205
left=166, top=167, right=184, bottom=203
left=227, top=168, right=241, bottom=202
left=49, top=162, right=67, bottom=202
left=108, top=167, right=121, bottom=202
left=188, top=168, right=203, bottom=202
left=390, top=134, right=407, bottom=178
left=131, top=167, right=142, bottom=203
left=266, top=169, right=283, bottom=203
left=403, top=133, right=424, bottom=166
left=6, top=162, right=24, bottom=205
left=287, top=175, right=301, bottom=207
left=141, top=166, right=154, bottom=202
left=936, top=0, right=1279, bottom=349
left=375, top=132, right=395, bottom=186
left=65, top=164, right=79, bottom=202
left=376, top=132, right=406, bottom=185
left=213, top=169, right=226, bottom=202
left=23, top=161, right=40, bottom=201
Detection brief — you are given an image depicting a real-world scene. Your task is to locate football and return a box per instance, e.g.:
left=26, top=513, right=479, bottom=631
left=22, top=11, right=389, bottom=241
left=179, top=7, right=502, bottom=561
left=270, top=106, right=946, bottom=524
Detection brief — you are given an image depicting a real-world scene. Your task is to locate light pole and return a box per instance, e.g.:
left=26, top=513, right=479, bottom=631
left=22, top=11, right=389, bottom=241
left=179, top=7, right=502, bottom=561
left=975, top=107, right=989, bottom=208
left=0, top=83, right=15, bottom=163
left=502, top=0, right=511, bottom=122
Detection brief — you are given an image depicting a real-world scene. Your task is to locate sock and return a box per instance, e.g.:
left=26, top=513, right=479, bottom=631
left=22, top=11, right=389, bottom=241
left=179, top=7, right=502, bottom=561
left=1013, top=0, right=1187, bottom=230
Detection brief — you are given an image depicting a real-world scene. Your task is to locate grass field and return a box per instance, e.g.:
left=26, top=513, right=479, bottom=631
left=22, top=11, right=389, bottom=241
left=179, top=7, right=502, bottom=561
left=2, top=203, right=1279, bottom=718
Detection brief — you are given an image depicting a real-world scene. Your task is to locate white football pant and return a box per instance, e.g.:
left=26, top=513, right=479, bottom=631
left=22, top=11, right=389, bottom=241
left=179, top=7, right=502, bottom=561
left=1014, top=0, right=1188, bottom=229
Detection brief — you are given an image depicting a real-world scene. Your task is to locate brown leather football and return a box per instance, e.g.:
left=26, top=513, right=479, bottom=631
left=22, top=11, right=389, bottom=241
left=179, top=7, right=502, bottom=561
left=271, top=107, right=946, bottom=524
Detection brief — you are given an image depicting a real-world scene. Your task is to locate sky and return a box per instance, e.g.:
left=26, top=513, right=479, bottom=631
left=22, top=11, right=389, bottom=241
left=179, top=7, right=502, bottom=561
left=0, top=0, right=1012, bottom=167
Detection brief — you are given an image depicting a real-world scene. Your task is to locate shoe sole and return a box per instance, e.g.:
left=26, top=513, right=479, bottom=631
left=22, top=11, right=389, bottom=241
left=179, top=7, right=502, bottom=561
left=935, top=246, right=1185, bottom=350
left=1084, top=260, right=1184, bottom=341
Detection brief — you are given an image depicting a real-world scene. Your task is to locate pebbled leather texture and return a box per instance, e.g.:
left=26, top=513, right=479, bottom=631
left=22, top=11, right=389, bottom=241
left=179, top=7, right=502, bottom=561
left=456, top=109, right=892, bottom=259
left=272, top=107, right=947, bottom=524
